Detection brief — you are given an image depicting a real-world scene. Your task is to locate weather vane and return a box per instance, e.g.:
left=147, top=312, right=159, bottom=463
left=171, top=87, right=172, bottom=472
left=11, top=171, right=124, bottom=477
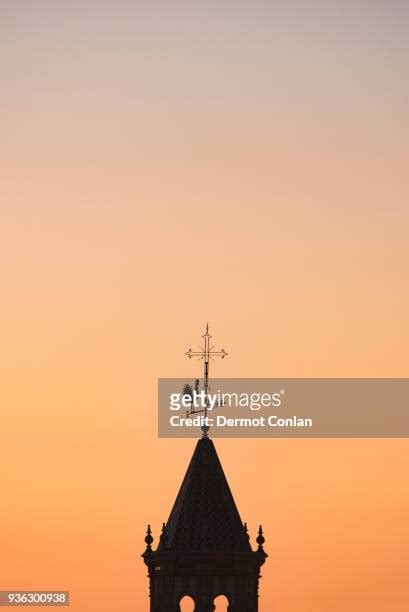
left=185, top=324, right=227, bottom=437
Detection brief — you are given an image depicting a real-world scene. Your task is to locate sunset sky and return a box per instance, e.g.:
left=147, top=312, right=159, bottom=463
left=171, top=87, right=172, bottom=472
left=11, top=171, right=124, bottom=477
left=1, top=2, right=409, bottom=611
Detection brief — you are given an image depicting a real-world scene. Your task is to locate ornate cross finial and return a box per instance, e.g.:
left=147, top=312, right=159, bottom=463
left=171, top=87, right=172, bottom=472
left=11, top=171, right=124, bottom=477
left=185, top=324, right=227, bottom=437
left=185, top=324, right=227, bottom=367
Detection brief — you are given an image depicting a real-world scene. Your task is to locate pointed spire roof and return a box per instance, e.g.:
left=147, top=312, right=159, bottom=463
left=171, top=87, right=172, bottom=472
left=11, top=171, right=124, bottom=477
left=158, top=437, right=251, bottom=552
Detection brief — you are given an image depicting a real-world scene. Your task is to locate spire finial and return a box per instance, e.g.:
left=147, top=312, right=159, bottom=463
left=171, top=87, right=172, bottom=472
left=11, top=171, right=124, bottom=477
left=185, top=325, right=228, bottom=437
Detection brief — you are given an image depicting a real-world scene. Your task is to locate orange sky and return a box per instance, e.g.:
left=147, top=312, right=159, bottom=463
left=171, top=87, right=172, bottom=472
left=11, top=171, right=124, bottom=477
left=1, top=2, right=409, bottom=611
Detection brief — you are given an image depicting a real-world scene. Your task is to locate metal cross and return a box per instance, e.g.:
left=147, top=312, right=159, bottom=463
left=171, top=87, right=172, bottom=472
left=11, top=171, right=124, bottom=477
left=185, top=324, right=227, bottom=435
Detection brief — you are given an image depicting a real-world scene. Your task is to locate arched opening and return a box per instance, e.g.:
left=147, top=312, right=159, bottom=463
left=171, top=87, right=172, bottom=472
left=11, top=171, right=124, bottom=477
left=213, top=594, right=229, bottom=611
left=179, top=595, right=195, bottom=612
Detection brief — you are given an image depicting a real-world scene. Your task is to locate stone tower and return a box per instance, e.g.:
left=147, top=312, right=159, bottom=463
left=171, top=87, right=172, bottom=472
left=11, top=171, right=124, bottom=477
left=142, top=436, right=267, bottom=611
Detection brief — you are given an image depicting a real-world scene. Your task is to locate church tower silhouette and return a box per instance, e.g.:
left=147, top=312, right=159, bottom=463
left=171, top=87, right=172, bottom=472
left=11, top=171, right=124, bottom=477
left=142, top=435, right=267, bottom=611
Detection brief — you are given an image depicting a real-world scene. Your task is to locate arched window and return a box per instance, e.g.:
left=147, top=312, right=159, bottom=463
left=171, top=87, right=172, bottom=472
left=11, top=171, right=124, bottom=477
left=179, top=595, right=195, bottom=612
left=213, top=594, right=229, bottom=611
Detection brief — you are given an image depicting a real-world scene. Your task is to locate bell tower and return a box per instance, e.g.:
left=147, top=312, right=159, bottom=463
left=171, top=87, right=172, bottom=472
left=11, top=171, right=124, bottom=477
left=142, top=326, right=267, bottom=611
left=142, top=436, right=267, bottom=611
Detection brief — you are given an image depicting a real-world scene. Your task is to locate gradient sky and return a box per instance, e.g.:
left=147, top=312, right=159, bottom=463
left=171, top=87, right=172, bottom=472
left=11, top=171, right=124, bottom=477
left=1, top=2, right=409, bottom=611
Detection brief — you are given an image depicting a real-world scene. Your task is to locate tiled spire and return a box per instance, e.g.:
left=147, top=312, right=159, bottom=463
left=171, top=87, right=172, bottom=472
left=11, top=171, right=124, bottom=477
left=158, top=437, right=251, bottom=552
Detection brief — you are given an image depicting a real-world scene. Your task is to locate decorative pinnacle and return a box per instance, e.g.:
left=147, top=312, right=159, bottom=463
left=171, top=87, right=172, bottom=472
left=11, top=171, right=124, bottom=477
left=256, top=525, right=265, bottom=549
left=144, top=524, right=153, bottom=551
left=243, top=522, right=250, bottom=540
left=160, top=522, right=168, bottom=544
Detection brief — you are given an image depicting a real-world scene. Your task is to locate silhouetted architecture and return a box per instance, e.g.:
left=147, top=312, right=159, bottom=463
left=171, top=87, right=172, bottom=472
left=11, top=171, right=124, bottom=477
left=142, top=436, right=267, bottom=611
